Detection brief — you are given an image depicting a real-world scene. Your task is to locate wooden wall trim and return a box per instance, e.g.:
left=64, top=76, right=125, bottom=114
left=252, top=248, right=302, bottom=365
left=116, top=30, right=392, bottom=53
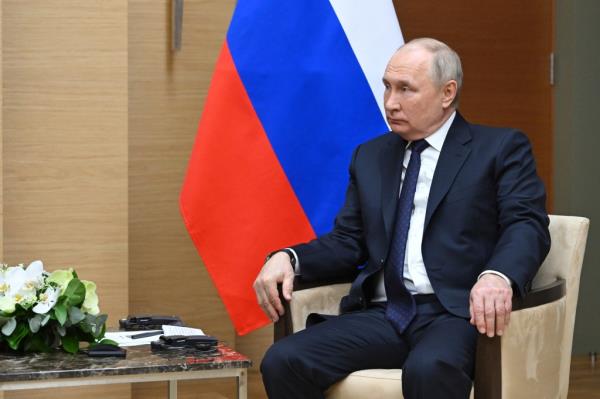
left=392, top=0, right=554, bottom=209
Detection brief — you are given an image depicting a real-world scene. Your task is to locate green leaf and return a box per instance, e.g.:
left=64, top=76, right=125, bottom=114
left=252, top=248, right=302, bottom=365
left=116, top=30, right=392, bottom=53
left=61, top=333, right=79, bottom=354
left=28, top=315, right=43, bottom=333
left=56, top=325, right=66, bottom=337
left=78, top=320, right=92, bottom=334
left=97, top=338, right=118, bottom=346
left=77, top=331, right=96, bottom=344
left=1, top=317, right=16, bottom=336
left=68, top=307, right=85, bottom=325
left=97, top=322, right=106, bottom=339
left=41, top=314, right=51, bottom=326
left=54, top=304, right=67, bottom=326
left=24, top=334, right=50, bottom=353
left=96, top=314, right=108, bottom=326
left=63, top=278, right=86, bottom=307
left=6, top=323, right=29, bottom=350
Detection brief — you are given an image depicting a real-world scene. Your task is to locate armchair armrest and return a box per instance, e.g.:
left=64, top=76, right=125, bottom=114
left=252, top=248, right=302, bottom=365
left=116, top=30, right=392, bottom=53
left=475, top=278, right=566, bottom=399
left=275, top=276, right=354, bottom=341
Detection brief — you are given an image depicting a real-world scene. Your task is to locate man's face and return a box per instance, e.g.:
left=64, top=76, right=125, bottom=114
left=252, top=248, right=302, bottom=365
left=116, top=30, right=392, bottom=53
left=383, top=47, right=451, bottom=141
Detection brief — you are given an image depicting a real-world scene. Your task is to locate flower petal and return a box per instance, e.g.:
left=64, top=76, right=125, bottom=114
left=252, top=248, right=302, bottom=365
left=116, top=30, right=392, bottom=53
left=82, top=280, right=100, bottom=315
left=0, top=295, right=16, bottom=314
left=47, top=269, right=74, bottom=293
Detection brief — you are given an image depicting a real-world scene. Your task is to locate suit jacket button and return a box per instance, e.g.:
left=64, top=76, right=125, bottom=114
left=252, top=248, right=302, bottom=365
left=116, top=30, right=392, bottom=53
left=380, top=259, right=384, bottom=264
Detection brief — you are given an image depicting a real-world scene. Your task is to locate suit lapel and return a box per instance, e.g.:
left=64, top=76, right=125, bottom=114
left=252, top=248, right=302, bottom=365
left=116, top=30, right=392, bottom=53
left=424, top=113, right=472, bottom=230
left=380, top=134, right=406, bottom=241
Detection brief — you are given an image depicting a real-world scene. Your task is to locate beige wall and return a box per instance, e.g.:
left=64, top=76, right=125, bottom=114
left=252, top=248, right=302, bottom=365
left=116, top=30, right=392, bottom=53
left=1, top=1, right=129, bottom=398
left=0, top=1, right=3, bottom=260
left=0, top=0, right=257, bottom=398
left=128, top=0, right=238, bottom=398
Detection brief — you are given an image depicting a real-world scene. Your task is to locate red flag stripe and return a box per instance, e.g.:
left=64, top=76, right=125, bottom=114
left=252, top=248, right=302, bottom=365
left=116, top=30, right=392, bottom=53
left=180, top=43, right=316, bottom=335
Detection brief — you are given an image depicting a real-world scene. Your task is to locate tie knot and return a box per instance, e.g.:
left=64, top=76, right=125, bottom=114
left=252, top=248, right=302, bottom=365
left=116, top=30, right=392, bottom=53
left=410, top=139, right=429, bottom=154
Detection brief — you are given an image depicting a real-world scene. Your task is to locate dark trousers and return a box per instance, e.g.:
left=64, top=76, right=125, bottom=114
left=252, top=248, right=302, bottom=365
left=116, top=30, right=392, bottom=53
left=261, top=297, right=478, bottom=399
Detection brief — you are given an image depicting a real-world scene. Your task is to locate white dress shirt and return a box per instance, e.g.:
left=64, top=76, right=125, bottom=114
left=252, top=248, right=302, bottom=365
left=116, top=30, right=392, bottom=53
left=370, top=112, right=456, bottom=300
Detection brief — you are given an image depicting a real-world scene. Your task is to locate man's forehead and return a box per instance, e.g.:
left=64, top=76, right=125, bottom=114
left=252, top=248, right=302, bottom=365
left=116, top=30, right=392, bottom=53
left=389, top=46, right=431, bottom=67
left=384, top=49, right=432, bottom=77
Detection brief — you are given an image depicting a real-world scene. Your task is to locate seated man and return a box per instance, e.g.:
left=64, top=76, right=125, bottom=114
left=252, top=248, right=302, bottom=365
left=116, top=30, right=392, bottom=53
left=253, top=37, right=550, bottom=399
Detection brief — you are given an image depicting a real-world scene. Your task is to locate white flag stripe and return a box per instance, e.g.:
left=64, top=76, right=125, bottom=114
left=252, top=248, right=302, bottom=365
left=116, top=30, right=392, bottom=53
left=329, top=0, right=404, bottom=122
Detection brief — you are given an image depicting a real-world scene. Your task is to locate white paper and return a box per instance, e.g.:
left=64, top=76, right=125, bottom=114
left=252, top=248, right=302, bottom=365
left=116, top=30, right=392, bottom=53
left=104, top=330, right=163, bottom=347
left=162, top=325, right=204, bottom=336
left=104, top=325, right=205, bottom=347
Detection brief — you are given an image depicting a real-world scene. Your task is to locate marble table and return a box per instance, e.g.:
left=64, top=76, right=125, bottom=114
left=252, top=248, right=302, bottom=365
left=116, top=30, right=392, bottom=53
left=0, top=344, right=251, bottom=399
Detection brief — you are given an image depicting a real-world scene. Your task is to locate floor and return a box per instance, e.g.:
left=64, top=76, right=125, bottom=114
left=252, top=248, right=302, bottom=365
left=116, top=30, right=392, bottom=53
left=247, top=355, right=600, bottom=398
left=570, top=355, right=600, bottom=398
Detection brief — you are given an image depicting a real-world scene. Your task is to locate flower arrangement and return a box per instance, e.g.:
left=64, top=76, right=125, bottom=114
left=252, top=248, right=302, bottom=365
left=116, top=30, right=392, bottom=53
left=0, top=260, right=112, bottom=353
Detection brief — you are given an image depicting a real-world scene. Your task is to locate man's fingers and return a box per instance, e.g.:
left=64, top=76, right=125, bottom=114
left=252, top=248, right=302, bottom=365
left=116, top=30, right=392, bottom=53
left=470, top=274, right=514, bottom=337
left=495, top=296, right=506, bottom=336
left=505, top=296, right=512, bottom=327
left=253, top=252, right=296, bottom=322
left=265, top=282, right=285, bottom=318
left=469, top=300, right=475, bottom=325
left=281, top=273, right=294, bottom=302
left=484, top=296, right=495, bottom=337
left=472, top=294, right=486, bottom=334
left=256, top=284, right=279, bottom=321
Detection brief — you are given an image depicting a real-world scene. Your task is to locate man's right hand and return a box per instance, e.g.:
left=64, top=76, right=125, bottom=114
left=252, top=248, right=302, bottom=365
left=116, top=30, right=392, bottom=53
left=253, top=251, right=295, bottom=322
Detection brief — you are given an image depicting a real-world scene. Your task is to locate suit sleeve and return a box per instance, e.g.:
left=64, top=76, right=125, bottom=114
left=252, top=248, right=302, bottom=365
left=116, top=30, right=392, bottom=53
left=485, top=130, right=551, bottom=296
left=290, top=145, right=369, bottom=282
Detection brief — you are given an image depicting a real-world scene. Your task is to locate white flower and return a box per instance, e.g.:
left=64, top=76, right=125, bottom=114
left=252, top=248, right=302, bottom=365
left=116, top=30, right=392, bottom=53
left=3, top=267, right=37, bottom=307
left=0, top=296, right=16, bottom=314
left=0, top=265, right=13, bottom=296
left=0, top=270, right=8, bottom=296
left=24, top=260, right=45, bottom=290
left=32, top=287, right=60, bottom=314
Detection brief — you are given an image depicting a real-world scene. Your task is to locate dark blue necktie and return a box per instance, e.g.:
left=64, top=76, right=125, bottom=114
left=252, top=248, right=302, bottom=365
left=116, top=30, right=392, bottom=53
left=385, top=139, right=429, bottom=334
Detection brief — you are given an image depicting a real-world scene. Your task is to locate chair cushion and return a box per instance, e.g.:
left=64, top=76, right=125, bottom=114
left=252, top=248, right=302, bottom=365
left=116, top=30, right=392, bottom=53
left=326, top=369, right=403, bottom=399
left=326, top=369, right=474, bottom=399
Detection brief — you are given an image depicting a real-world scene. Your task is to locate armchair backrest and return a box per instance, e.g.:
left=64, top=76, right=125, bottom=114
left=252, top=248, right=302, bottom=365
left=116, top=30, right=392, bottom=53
left=531, top=215, right=589, bottom=397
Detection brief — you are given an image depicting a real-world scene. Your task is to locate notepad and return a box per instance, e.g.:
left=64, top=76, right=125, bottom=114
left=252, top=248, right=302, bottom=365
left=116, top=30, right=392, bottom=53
left=162, top=325, right=204, bottom=336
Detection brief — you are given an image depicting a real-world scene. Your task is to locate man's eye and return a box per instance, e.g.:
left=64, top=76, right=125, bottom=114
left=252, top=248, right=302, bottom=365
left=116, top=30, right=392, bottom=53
left=401, top=86, right=409, bottom=92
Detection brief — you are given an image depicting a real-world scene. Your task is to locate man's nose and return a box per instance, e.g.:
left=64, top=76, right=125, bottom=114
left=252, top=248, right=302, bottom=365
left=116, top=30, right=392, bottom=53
left=384, top=92, right=401, bottom=113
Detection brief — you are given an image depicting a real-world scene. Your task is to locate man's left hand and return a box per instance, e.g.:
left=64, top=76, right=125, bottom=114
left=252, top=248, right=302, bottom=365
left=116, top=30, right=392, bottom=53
left=469, top=274, right=512, bottom=337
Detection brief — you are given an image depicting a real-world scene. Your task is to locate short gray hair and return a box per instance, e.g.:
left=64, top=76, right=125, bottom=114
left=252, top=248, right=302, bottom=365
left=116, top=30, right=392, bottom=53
left=402, top=38, right=463, bottom=107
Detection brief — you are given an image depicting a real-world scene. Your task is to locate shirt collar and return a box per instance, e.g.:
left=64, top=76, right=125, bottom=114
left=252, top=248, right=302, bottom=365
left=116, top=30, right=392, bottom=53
left=406, top=111, right=456, bottom=152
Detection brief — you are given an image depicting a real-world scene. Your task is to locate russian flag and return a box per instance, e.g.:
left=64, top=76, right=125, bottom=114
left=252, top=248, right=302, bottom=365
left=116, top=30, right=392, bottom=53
left=180, top=1, right=403, bottom=335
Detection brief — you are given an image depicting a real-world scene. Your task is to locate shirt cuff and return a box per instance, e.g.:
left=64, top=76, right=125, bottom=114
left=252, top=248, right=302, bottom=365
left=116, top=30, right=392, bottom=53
left=285, top=247, right=301, bottom=275
left=478, top=270, right=512, bottom=287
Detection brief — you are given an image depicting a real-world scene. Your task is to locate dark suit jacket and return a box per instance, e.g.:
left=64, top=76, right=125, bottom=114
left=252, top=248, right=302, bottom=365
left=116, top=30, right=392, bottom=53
left=292, top=112, right=550, bottom=319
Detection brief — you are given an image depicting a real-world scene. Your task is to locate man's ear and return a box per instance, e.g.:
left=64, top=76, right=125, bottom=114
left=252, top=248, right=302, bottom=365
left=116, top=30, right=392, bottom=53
left=441, top=80, right=457, bottom=108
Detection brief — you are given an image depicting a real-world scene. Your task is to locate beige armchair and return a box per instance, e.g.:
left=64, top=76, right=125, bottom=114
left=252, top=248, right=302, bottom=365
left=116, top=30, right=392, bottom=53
left=275, top=215, right=589, bottom=399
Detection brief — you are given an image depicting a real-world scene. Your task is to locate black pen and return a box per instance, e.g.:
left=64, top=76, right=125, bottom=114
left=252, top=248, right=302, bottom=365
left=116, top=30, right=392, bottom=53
left=131, top=330, right=163, bottom=339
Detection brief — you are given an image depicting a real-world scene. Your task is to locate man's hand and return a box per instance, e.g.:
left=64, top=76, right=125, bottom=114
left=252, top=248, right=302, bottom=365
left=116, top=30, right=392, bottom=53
left=469, top=274, right=512, bottom=337
left=253, top=251, right=295, bottom=322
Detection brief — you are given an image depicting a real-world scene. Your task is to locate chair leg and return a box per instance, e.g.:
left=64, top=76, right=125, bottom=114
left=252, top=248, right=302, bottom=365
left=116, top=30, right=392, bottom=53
left=474, top=335, right=502, bottom=399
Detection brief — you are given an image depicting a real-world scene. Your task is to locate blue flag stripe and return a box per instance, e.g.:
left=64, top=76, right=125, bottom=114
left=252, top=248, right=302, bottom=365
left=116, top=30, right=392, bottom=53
left=227, top=1, right=388, bottom=235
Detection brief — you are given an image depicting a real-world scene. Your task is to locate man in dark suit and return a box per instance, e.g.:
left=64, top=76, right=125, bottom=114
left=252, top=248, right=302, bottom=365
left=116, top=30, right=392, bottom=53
left=253, top=38, right=550, bottom=399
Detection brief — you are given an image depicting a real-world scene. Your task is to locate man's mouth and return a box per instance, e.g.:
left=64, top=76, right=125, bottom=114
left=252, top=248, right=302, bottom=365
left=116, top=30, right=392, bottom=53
left=387, top=118, right=405, bottom=125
